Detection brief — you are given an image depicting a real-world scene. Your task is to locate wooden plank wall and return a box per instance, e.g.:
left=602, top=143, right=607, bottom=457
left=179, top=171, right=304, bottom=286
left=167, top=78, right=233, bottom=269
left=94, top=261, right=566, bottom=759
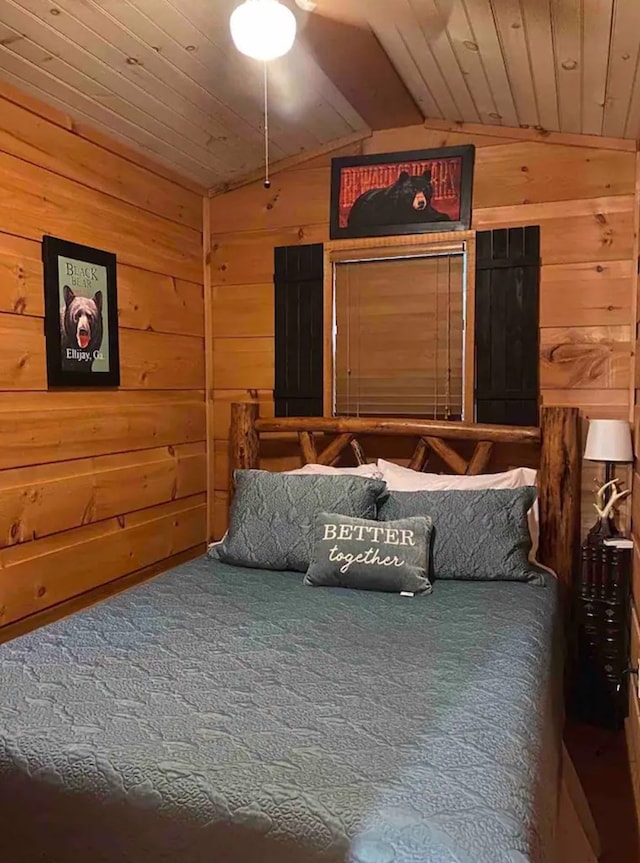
left=0, top=83, right=207, bottom=633
left=208, top=121, right=638, bottom=541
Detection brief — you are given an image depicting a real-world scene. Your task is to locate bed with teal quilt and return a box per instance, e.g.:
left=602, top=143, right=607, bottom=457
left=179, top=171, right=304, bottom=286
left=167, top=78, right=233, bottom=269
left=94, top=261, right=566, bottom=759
left=0, top=553, right=562, bottom=863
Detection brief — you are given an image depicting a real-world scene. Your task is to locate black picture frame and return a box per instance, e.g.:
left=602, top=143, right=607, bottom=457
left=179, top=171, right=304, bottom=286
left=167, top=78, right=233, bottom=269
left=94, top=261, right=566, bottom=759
left=42, top=235, right=120, bottom=388
left=330, top=145, right=475, bottom=240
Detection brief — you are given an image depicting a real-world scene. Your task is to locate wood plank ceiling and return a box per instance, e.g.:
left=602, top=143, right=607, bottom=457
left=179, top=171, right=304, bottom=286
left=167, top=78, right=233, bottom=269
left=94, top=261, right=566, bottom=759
left=0, top=0, right=367, bottom=186
left=0, top=0, right=639, bottom=187
left=367, top=0, right=640, bottom=138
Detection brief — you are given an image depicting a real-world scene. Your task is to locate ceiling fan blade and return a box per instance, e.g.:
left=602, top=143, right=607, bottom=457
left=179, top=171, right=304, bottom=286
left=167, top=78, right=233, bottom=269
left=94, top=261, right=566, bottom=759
left=294, top=0, right=447, bottom=35
left=293, top=0, right=371, bottom=26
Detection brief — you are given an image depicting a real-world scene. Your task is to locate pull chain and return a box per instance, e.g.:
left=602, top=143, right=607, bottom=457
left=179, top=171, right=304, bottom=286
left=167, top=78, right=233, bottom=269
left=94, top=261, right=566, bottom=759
left=263, top=61, right=270, bottom=189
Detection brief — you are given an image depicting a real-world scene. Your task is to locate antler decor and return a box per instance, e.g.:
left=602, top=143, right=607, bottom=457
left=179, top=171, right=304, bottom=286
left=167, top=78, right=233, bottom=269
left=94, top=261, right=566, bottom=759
left=593, top=478, right=630, bottom=521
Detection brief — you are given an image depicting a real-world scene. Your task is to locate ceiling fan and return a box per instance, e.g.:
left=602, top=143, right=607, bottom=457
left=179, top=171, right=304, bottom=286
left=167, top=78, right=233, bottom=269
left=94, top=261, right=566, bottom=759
left=228, top=0, right=375, bottom=185
left=230, top=0, right=371, bottom=62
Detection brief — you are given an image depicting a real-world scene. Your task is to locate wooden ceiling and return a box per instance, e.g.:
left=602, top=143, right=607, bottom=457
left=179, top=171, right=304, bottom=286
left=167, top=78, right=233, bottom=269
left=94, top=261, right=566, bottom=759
left=1, top=0, right=639, bottom=187
left=365, top=0, right=640, bottom=137
left=0, top=0, right=368, bottom=187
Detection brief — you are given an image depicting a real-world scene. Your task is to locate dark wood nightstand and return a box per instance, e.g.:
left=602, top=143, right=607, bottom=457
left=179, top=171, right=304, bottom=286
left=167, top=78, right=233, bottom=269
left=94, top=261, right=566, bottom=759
left=571, top=538, right=633, bottom=729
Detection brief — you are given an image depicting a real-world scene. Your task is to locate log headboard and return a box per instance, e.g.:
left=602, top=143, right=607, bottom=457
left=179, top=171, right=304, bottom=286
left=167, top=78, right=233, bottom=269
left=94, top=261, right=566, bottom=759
left=228, top=403, right=581, bottom=592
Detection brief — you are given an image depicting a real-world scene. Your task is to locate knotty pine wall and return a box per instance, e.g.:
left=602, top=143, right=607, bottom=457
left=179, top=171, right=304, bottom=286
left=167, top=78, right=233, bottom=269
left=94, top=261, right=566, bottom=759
left=208, top=121, right=639, bottom=541
left=0, top=82, right=207, bottom=634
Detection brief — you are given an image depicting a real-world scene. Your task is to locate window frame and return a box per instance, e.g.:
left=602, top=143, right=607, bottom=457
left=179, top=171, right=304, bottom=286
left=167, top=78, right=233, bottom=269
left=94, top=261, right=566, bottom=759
left=323, top=231, right=476, bottom=421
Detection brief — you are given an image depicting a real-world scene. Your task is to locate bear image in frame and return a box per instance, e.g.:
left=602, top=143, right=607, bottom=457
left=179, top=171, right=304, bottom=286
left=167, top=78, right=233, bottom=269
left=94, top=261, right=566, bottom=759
left=330, top=145, right=475, bottom=240
left=42, top=235, right=120, bottom=388
left=60, top=285, right=104, bottom=374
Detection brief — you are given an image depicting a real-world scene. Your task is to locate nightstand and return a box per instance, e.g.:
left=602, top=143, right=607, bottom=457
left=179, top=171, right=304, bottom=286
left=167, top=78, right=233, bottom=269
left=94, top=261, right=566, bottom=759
left=571, top=537, right=633, bottom=729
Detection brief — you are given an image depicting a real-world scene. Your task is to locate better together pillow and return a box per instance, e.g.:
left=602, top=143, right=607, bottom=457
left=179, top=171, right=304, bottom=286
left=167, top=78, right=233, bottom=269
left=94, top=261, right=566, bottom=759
left=305, top=512, right=433, bottom=594
left=218, top=470, right=387, bottom=573
left=379, top=486, right=543, bottom=583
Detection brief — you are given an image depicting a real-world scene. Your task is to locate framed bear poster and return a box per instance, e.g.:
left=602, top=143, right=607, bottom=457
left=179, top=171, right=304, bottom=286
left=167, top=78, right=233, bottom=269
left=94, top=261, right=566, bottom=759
left=329, top=145, right=475, bottom=240
left=42, top=235, right=120, bottom=388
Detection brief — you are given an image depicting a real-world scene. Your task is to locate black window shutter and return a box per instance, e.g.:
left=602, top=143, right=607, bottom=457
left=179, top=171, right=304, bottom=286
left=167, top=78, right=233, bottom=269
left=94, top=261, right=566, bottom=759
left=475, top=226, right=540, bottom=426
left=274, top=243, right=324, bottom=417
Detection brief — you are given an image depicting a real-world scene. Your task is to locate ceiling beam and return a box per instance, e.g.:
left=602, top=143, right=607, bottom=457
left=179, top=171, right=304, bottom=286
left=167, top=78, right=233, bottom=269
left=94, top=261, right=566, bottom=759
left=298, top=7, right=423, bottom=131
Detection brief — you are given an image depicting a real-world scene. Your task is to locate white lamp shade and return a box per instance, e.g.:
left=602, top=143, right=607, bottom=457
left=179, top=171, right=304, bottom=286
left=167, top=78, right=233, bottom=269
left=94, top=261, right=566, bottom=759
left=584, top=419, right=633, bottom=462
left=230, top=0, right=297, bottom=61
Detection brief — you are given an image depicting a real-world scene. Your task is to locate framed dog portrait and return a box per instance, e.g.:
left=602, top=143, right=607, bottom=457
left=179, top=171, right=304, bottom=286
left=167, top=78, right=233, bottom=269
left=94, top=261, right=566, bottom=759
left=42, top=235, right=120, bottom=388
left=330, top=145, right=475, bottom=240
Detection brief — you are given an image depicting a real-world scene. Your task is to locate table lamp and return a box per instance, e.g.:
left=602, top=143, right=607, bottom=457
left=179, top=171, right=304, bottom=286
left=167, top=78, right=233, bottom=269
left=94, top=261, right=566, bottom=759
left=584, top=419, right=633, bottom=541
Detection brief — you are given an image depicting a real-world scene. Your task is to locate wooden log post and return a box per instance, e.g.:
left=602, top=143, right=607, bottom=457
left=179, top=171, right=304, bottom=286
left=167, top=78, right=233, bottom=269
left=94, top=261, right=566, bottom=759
left=538, top=406, right=581, bottom=594
left=229, top=402, right=260, bottom=495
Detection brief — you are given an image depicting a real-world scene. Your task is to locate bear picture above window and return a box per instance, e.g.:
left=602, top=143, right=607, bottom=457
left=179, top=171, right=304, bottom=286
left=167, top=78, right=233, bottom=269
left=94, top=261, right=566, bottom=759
left=42, top=235, right=120, bottom=388
left=330, top=146, right=475, bottom=240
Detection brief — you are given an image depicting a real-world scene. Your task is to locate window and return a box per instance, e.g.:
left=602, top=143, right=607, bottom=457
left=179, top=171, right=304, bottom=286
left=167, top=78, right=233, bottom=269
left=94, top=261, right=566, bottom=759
left=332, top=247, right=469, bottom=419
left=273, top=232, right=539, bottom=425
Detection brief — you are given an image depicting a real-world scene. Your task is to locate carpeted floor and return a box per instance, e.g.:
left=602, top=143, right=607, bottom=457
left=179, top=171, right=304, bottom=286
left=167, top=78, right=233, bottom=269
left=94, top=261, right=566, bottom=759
left=565, top=723, right=640, bottom=863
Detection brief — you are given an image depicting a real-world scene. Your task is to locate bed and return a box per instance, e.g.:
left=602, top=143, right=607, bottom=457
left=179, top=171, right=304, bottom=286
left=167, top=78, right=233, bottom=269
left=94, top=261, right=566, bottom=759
left=0, top=405, right=582, bottom=863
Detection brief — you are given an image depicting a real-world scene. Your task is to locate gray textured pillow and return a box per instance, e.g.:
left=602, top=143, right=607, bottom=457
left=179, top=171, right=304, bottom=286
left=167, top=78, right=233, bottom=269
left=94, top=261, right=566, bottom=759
left=219, top=470, right=388, bottom=573
left=305, top=512, right=433, bottom=594
left=379, top=486, right=544, bottom=583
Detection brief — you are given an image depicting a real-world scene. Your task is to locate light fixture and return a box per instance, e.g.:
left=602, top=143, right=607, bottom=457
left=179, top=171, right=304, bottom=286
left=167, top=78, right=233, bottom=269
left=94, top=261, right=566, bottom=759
left=584, top=419, right=633, bottom=541
left=230, top=0, right=297, bottom=62
left=584, top=419, right=633, bottom=466
left=230, top=0, right=297, bottom=189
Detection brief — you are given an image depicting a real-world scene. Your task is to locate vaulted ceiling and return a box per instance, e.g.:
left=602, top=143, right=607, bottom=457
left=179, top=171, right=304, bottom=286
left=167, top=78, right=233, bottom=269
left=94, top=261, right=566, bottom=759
left=1, top=0, right=639, bottom=188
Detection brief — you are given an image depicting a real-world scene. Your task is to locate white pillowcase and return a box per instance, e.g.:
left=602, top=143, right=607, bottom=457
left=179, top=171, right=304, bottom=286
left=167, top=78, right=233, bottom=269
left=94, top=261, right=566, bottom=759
left=286, top=463, right=383, bottom=479
left=377, top=459, right=535, bottom=491
left=377, top=459, right=540, bottom=561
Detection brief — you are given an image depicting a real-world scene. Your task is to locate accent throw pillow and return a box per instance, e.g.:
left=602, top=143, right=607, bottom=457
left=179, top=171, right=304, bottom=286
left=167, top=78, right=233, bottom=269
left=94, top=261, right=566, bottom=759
left=379, top=486, right=544, bottom=583
left=305, top=512, right=433, bottom=594
left=218, top=470, right=388, bottom=573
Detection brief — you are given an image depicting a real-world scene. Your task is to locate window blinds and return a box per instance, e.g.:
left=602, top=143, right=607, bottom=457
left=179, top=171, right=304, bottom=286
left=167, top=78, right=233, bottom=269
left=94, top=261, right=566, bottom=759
left=334, top=253, right=465, bottom=419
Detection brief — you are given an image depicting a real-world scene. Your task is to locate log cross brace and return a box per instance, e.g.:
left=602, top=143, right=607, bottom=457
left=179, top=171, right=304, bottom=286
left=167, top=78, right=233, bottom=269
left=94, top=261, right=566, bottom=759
left=297, top=430, right=493, bottom=475
left=298, top=432, right=355, bottom=466
left=408, top=437, right=494, bottom=475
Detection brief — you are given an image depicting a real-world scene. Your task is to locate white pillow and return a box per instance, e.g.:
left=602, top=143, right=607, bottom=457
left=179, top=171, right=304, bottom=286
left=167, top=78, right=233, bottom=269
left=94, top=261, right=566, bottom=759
left=377, top=459, right=536, bottom=492
left=377, top=459, right=540, bottom=561
left=286, top=463, right=383, bottom=479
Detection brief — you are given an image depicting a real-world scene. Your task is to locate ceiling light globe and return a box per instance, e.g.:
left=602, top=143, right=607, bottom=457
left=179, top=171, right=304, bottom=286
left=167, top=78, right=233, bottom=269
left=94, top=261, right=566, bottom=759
left=230, top=0, right=297, bottom=61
